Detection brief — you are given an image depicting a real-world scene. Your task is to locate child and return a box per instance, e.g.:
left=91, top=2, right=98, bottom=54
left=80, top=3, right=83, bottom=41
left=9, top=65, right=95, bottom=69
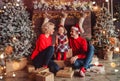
left=55, top=12, right=69, bottom=60
left=55, top=25, right=69, bottom=60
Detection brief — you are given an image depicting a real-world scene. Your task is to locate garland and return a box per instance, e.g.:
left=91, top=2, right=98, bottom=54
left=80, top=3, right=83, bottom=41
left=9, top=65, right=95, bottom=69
left=33, top=0, right=93, bottom=11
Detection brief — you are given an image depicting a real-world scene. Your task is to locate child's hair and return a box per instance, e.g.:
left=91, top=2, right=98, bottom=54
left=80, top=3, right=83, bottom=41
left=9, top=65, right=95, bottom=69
left=41, top=22, right=55, bottom=34
left=58, top=25, right=67, bottom=34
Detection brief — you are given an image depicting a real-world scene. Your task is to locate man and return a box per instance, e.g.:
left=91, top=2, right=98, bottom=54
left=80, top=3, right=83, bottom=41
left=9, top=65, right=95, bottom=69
left=60, top=12, right=94, bottom=77
left=69, top=25, right=95, bottom=77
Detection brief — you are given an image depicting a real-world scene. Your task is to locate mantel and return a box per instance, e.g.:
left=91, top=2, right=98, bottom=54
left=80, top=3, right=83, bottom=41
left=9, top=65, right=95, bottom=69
left=33, top=10, right=90, bottom=14
left=32, top=10, right=91, bottom=39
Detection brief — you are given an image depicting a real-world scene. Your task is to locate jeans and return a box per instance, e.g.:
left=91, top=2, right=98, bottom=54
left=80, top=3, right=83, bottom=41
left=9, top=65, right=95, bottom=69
left=32, top=46, right=54, bottom=68
left=73, top=44, right=95, bottom=69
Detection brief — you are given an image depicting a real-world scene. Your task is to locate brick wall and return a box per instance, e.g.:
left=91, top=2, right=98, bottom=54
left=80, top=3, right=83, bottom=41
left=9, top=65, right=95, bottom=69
left=32, top=11, right=91, bottom=40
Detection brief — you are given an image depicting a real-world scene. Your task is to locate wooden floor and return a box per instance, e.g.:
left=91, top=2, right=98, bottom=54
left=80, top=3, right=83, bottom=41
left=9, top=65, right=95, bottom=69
left=0, top=56, right=120, bottom=81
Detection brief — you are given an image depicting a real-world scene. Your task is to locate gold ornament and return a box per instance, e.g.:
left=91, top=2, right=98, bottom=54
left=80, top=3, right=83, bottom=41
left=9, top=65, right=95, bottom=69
left=109, top=37, right=116, bottom=45
left=5, top=46, right=13, bottom=55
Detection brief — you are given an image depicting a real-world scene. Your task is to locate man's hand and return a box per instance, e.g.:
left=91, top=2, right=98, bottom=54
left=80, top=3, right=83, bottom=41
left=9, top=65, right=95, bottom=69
left=70, top=56, right=78, bottom=64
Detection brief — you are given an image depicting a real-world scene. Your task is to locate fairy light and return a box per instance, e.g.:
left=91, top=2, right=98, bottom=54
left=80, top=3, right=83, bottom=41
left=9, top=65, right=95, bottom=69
left=102, top=30, right=106, bottom=35
left=92, top=1, right=96, bottom=5
left=93, top=6, right=99, bottom=11
left=0, top=53, right=4, bottom=59
left=12, top=72, right=16, bottom=77
left=4, top=73, right=7, bottom=75
left=16, top=3, right=19, bottom=6
left=13, top=36, right=17, bottom=42
left=17, top=0, right=20, bottom=2
left=0, top=76, right=3, bottom=79
left=114, top=69, right=119, bottom=72
left=110, top=62, right=116, bottom=68
left=113, top=18, right=117, bottom=21
left=114, top=47, right=119, bottom=53
left=94, top=61, right=99, bottom=66
left=105, top=0, right=109, bottom=2
left=3, top=6, right=6, bottom=9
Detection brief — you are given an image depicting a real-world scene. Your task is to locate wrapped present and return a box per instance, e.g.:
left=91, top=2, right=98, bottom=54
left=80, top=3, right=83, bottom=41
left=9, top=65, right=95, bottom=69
left=36, top=72, right=54, bottom=81
left=89, top=65, right=105, bottom=74
left=64, top=67, right=72, bottom=71
left=33, top=67, right=49, bottom=73
left=54, top=60, right=66, bottom=68
left=27, top=65, right=35, bottom=73
left=56, top=67, right=74, bottom=78
left=66, top=49, right=73, bottom=58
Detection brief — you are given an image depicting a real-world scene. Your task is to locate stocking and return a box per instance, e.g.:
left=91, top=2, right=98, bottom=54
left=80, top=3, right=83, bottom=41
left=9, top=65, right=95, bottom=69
left=78, top=17, right=85, bottom=33
left=60, top=12, right=67, bottom=26
left=42, top=17, right=49, bottom=27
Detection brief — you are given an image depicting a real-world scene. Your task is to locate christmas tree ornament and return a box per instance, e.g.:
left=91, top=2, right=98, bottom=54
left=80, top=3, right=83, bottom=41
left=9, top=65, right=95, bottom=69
left=5, top=46, right=13, bottom=55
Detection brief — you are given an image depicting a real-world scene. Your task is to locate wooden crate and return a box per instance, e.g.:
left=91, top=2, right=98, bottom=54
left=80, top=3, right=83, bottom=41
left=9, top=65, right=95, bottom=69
left=64, top=67, right=72, bottom=71
left=27, top=65, right=35, bottom=73
left=33, top=67, right=49, bottom=73
left=36, top=72, right=54, bottom=81
left=56, top=67, right=74, bottom=78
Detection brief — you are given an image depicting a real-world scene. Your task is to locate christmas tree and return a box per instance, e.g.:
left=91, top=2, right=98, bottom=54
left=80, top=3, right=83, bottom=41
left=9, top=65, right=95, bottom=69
left=93, top=7, right=118, bottom=51
left=114, top=3, right=120, bottom=22
left=0, top=0, right=35, bottom=60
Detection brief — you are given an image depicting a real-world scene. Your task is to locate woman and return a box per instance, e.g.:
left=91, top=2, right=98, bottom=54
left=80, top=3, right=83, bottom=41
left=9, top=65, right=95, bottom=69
left=31, top=22, right=55, bottom=68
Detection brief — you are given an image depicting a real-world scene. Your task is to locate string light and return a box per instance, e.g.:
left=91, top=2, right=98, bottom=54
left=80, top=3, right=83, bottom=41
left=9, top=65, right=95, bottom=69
left=114, top=47, right=119, bottom=53
left=92, top=6, right=99, bottom=11
left=113, top=18, right=117, bottom=21
left=16, top=3, right=19, bottom=6
left=114, top=69, right=119, bottom=72
left=13, top=36, right=17, bottom=42
left=17, top=0, right=20, bottom=2
left=110, top=62, right=116, bottom=68
left=3, top=6, right=6, bottom=9
left=0, top=76, right=3, bottom=79
left=92, top=1, right=96, bottom=5
left=105, top=0, right=109, bottom=2
left=0, top=53, right=4, bottom=59
left=94, top=61, right=99, bottom=66
left=12, top=72, right=16, bottom=77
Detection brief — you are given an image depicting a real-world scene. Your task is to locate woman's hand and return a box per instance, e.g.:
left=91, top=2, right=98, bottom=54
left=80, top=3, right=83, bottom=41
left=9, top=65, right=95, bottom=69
left=70, top=56, right=78, bottom=64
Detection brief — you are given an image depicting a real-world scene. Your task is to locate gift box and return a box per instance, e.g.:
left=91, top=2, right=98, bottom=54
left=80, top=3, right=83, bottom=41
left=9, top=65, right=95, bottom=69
left=33, top=67, right=49, bottom=73
left=36, top=72, right=54, bottom=81
left=27, top=65, right=35, bottom=73
left=64, top=67, right=72, bottom=71
left=56, top=67, right=74, bottom=78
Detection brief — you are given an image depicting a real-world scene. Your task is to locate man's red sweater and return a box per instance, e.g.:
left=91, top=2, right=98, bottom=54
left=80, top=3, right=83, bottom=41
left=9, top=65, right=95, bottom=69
left=69, top=36, right=88, bottom=59
left=31, top=34, right=52, bottom=60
